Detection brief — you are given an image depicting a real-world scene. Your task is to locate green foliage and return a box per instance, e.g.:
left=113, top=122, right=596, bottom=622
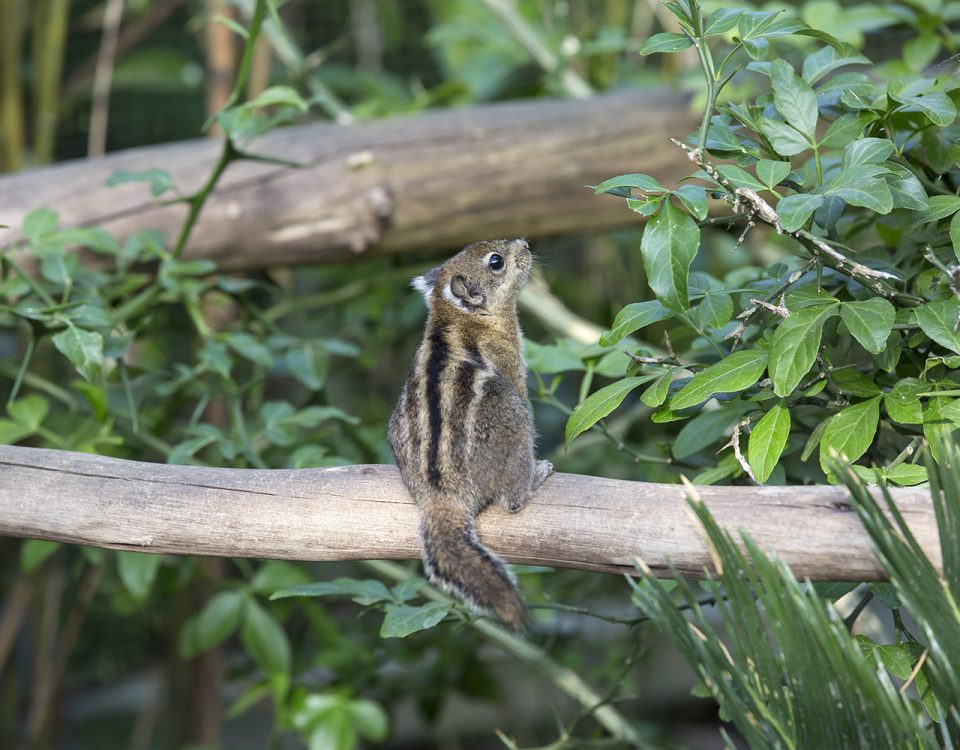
left=630, top=456, right=960, bottom=746
left=553, top=0, right=960, bottom=489
left=9, top=1, right=960, bottom=747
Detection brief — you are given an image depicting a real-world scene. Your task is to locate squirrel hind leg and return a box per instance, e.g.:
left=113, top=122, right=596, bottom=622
left=495, top=459, right=554, bottom=513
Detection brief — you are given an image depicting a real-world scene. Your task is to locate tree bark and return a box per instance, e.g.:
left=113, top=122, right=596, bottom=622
left=0, top=445, right=941, bottom=580
left=0, top=90, right=697, bottom=269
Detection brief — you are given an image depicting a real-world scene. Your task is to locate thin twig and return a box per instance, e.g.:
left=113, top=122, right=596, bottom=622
left=748, top=297, right=790, bottom=318
left=721, top=417, right=758, bottom=484
left=725, top=263, right=814, bottom=350
left=671, top=139, right=910, bottom=300
left=88, top=0, right=126, bottom=157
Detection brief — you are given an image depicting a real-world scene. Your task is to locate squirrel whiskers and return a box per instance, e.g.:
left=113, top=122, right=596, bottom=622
left=387, top=238, right=553, bottom=629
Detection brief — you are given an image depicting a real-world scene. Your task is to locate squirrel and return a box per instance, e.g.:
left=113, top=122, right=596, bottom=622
left=387, top=238, right=554, bottom=629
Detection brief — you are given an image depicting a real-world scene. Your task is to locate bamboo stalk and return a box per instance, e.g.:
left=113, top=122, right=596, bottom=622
left=31, top=0, right=70, bottom=165
left=0, top=0, right=25, bottom=172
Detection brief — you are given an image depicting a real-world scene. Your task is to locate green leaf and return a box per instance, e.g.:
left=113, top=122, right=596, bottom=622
left=884, top=378, right=926, bottom=425
left=688, top=292, right=733, bottom=330
left=802, top=46, right=869, bottom=85
left=770, top=59, right=818, bottom=140
left=8, top=394, right=49, bottom=430
left=285, top=345, right=327, bottom=391
left=116, top=551, right=162, bottom=603
left=756, top=159, right=791, bottom=189
left=251, top=560, right=311, bottom=595
left=380, top=602, right=451, bottom=638
left=245, top=84, right=308, bottom=112
left=819, top=112, right=874, bottom=148
left=916, top=299, right=960, bottom=355
left=346, top=699, right=390, bottom=742
left=673, top=401, right=753, bottom=460
left=164, top=258, right=216, bottom=277
left=885, top=463, right=928, bottom=486
left=819, top=396, right=881, bottom=472
left=825, top=165, right=893, bottom=214
left=225, top=333, right=274, bottom=367
left=0, top=418, right=35, bottom=444
left=106, top=168, right=174, bottom=197
left=594, top=173, right=667, bottom=195
left=801, top=416, right=829, bottom=461
left=831, top=370, right=881, bottom=398
left=525, top=340, right=585, bottom=373
left=600, top=300, right=674, bottom=346
left=673, top=185, right=708, bottom=220
left=565, top=375, right=656, bottom=445
left=840, top=298, right=895, bottom=355
left=640, top=201, right=700, bottom=311
left=21, top=539, right=60, bottom=572
left=241, top=600, right=291, bottom=674
left=704, top=8, right=742, bottom=35
left=271, top=577, right=394, bottom=606
left=919, top=195, right=960, bottom=223
left=884, top=163, right=928, bottom=211
left=180, top=590, right=245, bottom=658
left=813, top=581, right=859, bottom=601
left=22, top=208, right=59, bottom=242
left=639, top=32, right=693, bottom=54
left=671, top=350, right=769, bottom=409
left=769, top=302, right=839, bottom=397
left=759, top=117, right=811, bottom=156
left=889, top=89, right=956, bottom=127
left=640, top=370, right=673, bottom=408
left=777, top=193, right=823, bottom=232
left=748, top=402, right=791, bottom=483
left=51, top=327, right=104, bottom=382
left=923, top=397, right=957, bottom=461
left=691, top=454, right=741, bottom=485
left=627, top=196, right=665, bottom=215
left=842, top=138, right=895, bottom=168
left=855, top=636, right=923, bottom=681
left=716, top=165, right=766, bottom=192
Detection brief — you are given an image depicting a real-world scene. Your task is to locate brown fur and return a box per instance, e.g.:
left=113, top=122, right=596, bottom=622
left=387, top=239, right=553, bottom=629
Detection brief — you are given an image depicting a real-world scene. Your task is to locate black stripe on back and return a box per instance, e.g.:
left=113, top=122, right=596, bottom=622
left=426, top=324, right=449, bottom=488
left=404, top=374, right=421, bottom=461
left=451, top=354, right=477, bottom=474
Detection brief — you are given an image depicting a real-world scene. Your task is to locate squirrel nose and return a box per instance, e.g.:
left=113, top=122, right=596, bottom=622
left=510, top=237, right=529, bottom=251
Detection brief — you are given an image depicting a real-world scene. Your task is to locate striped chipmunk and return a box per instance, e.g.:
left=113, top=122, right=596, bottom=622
left=387, top=238, right=554, bottom=629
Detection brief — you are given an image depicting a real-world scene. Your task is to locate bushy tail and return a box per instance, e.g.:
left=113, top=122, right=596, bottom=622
left=419, top=493, right=525, bottom=630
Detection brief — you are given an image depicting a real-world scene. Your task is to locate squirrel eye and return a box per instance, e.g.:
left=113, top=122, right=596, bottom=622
left=487, top=253, right=505, bottom=271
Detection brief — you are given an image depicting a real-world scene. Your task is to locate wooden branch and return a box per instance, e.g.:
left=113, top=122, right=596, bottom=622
left=0, top=90, right=697, bottom=269
left=0, top=445, right=940, bottom=579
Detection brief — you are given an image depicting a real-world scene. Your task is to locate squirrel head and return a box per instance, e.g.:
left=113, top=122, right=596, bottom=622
left=411, top=238, right=532, bottom=316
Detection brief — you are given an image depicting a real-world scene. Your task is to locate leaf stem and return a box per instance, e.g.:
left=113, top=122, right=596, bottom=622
left=171, top=0, right=268, bottom=259
left=7, top=330, right=34, bottom=407
left=690, top=35, right=718, bottom=151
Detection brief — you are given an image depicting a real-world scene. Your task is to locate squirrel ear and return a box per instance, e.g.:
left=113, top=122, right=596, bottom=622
left=410, top=266, right=441, bottom=303
left=448, top=273, right=486, bottom=309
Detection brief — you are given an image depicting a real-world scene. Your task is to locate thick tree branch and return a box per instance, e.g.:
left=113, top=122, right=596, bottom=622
left=0, top=90, right=697, bottom=269
left=0, top=445, right=940, bottom=580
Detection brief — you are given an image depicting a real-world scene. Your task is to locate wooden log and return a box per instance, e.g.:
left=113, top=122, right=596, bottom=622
left=0, top=90, right=697, bottom=269
left=0, top=445, right=940, bottom=579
